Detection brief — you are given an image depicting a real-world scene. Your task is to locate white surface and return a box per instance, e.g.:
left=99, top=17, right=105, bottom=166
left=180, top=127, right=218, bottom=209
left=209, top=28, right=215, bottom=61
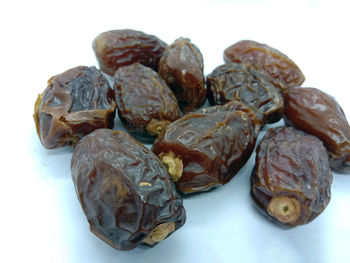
left=1, top=0, right=350, bottom=262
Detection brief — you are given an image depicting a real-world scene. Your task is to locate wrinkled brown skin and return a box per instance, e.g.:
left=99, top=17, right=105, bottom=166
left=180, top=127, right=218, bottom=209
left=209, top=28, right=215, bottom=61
left=114, top=63, right=181, bottom=143
left=93, top=29, right=167, bottom=76
left=159, top=38, right=206, bottom=112
left=251, top=127, right=332, bottom=227
left=207, top=63, right=284, bottom=124
left=71, top=129, right=186, bottom=250
left=284, top=87, right=350, bottom=173
left=33, top=66, right=116, bottom=149
left=196, top=100, right=261, bottom=137
left=224, top=40, right=305, bottom=94
left=152, top=110, right=258, bottom=193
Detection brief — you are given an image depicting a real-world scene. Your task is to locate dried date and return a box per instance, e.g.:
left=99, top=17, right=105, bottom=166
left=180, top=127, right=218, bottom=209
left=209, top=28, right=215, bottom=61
left=207, top=63, right=284, bottom=124
left=152, top=109, right=258, bottom=193
left=93, top=29, right=167, bottom=75
left=251, top=127, right=332, bottom=227
left=71, top=129, right=186, bottom=250
left=114, top=63, right=181, bottom=143
left=33, top=66, right=116, bottom=149
left=159, top=38, right=206, bottom=112
left=224, top=40, right=305, bottom=93
left=284, top=87, right=350, bottom=173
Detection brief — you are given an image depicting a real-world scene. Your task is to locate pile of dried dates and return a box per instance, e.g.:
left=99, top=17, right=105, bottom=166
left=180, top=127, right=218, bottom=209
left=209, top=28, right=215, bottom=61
left=34, top=29, right=350, bottom=250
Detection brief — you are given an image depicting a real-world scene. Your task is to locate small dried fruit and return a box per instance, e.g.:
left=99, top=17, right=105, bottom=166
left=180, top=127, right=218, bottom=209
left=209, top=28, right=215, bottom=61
left=152, top=109, right=258, bottom=193
left=159, top=37, right=206, bottom=112
left=93, top=29, right=167, bottom=75
left=33, top=66, right=116, bottom=149
left=207, top=63, right=284, bottom=124
left=251, top=127, right=332, bottom=227
left=71, top=129, right=186, bottom=250
left=284, top=87, right=350, bottom=173
left=224, top=40, right=305, bottom=93
left=114, top=63, right=181, bottom=143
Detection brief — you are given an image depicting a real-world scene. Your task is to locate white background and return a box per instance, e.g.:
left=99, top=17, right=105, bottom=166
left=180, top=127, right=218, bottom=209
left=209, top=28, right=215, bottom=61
left=1, top=0, right=350, bottom=262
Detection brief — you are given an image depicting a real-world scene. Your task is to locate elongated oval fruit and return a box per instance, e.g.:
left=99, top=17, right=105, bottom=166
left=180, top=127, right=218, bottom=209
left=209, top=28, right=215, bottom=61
left=71, top=129, right=186, bottom=250
left=114, top=63, right=181, bottom=143
left=224, top=40, right=305, bottom=93
left=159, top=37, right=206, bottom=112
left=251, top=127, right=332, bottom=227
left=284, top=87, right=350, bottom=173
left=206, top=62, right=284, bottom=124
left=152, top=109, right=258, bottom=193
left=93, top=29, right=167, bottom=75
left=33, top=66, right=116, bottom=149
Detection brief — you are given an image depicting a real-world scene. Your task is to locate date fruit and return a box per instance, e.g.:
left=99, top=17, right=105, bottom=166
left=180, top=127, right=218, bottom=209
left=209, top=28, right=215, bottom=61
left=93, top=29, right=167, bottom=75
left=207, top=63, right=284, bottom=124
left=159, top=38, right=206, bottom=112
left=224, top=40, right=305, bottom=93
left=33, top=66, right=116, bottom=149
left=251, top=127, right=332, bottom=227
left=284, top=87, right=350, bottom=173
left=114, top=63, right=181, bottom=143
left=152, top=109, right=258, bottom=193
left=71, top=129, right=186, bottom=250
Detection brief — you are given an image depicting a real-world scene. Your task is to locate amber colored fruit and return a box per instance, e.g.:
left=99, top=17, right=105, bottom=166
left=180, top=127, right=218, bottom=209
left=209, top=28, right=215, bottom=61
left=207, top=63, right=284, bottom=124
left=93, top=29, right=167, bottom=75
left=152, top=109, right=257, bottom=193
left=33, top=66, right=116, bottom=149
left=159, top=38, right=206, bottom=112
left=251, top=127, right=332, bottom=227
left=71, top=129, right=186, bottom=250
left=284, top=87, right=350, bottom=173
left=224, top=40, right=305, bottom=93
left=114, top=63, right=181, bottom=143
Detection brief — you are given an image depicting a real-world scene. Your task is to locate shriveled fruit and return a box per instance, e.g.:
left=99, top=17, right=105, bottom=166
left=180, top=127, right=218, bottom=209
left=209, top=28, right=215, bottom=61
left=152, top=109, right=258, bottom=193
left=207, top=63, right=284, bottom=124
left=284, top=87, right=350, bottom=173
left=71, top=129, right=186, bottom=250
left=159, top=37, right=206, bottom=112
left=224, top=40, right=305, bottom=93
left=114, top=63, right=181, bottom=143
left=33, top=66, right=116, bottom=149
left=93, top=29, right=167, bottom=75
left=251, top=127, right=332, bottom=227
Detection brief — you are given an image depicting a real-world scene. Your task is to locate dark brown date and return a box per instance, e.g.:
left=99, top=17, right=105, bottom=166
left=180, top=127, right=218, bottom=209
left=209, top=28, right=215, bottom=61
left=152, top=109, right=258, bottom=193
left=224, top=40, right=305, bottom=93
left=114, top=63, right=181, bottom=143
left=197, top=100, right=261, bottom=137
left=71, top=129, right=186, bottom=250
left=93, top=29, right=167, bottom=75
left=33, top=66, right=116, bottom=149
left=159, top=38, right=206, bottom=112
left=206, top=63, right=284, bottom=124
left=251, top=127, right=332, bottom=227
left=284, top=87, right=350, bottom=173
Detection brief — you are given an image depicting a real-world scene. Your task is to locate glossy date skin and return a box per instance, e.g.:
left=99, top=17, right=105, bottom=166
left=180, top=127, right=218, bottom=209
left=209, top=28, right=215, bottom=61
left=152, top=109, right=257, bottom=194
left=251, top=127, right=332, bottom=227
left=224, top=40, right=305, bottom=93
left=93, top=29, right=167, bottom=75
left=284, top=87, right=350, bottom=173
left=71, top=129, right=186, bottom=250
left=33, top=66, right=116, bottom=149
left=159, top=38, right=206, bottom=112
left=207, top=63, right=284, bottom=124
left=114, top=63, right=181, bottom=143
left=196, top=100, right=261, bottom=137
